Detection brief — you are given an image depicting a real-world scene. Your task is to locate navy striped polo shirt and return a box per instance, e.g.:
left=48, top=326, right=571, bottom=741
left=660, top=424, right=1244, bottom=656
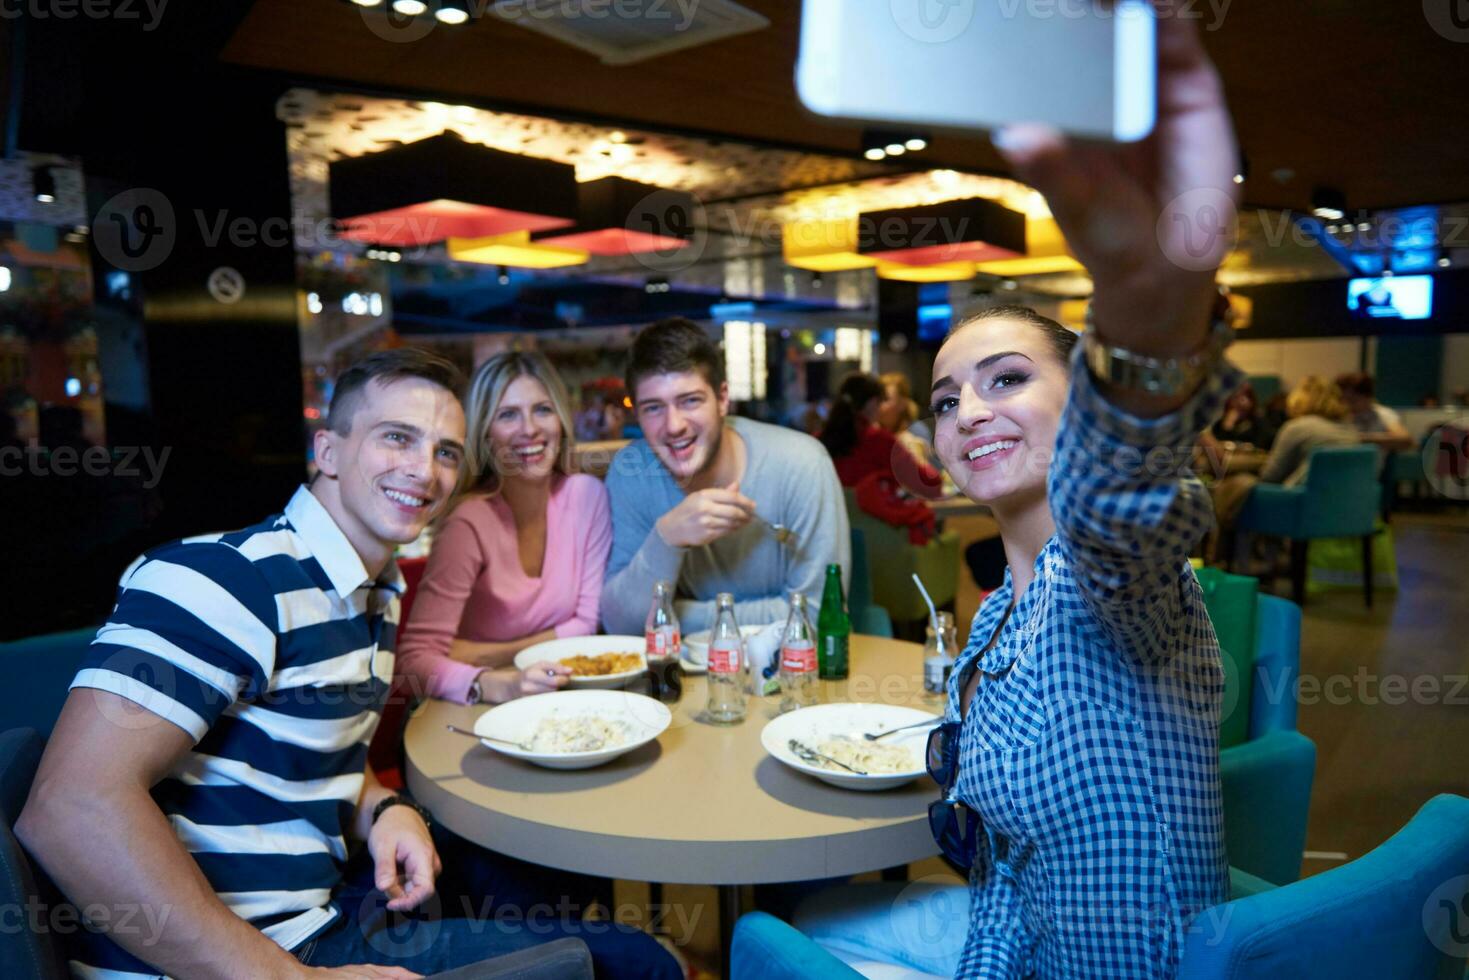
left=66, top=486, right=403, bottom=979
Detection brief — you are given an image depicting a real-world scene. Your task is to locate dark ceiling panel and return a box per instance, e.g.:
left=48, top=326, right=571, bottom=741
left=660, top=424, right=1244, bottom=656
left=220, top=0, right=1469, bottom=212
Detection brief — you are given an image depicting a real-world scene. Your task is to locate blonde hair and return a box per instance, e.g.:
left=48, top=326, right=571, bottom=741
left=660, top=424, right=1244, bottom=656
left=462, top=351, right=577, bottom=494
left=1286, top=376, right=1347, bottom=421
left=879, top=372, right=919, bottom=429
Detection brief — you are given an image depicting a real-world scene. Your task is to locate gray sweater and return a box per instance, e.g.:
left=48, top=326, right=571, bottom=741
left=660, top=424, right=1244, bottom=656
left=601, top=416, right=851, bottom=634
left=1258, top=415, right=1360, bottom=486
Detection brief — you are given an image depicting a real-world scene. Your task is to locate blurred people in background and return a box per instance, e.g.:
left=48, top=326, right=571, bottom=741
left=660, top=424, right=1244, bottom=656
left=1257, top=376, right=1361, bottom=486
left=1211, top=382, right=1274, bottom=448
left=1336, top=372, right=1414, bottom=453
left=574, top=391, right=606, bottom=441
left=821, top=371, right=943, bottom=498
left=602, top=317, right=849, bottom=634
left=1209, top=376, right=1361, bottom=561
left=1263, top=389, right=1290, bottom=434
left=879, top=371, right=942, bottom=472
left=399, top=350, right=606, bottom=707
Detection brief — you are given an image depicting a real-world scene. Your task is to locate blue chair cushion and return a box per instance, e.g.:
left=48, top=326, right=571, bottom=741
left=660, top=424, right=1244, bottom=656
left=0, top=628, right=97, bottom=739
left=1180, top=794, right=1469, bottom=980
left=733, top=911, right=863, bottom=980
left=0, top=728, right=68, bottom=980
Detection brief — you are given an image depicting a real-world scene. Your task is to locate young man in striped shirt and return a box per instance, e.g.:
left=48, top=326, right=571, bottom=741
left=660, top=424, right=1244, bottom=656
left=17, top=349, right=678, bottom=979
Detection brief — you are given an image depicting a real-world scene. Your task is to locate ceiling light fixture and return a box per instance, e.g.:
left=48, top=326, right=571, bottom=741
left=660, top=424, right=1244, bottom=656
left=435, top=1, right=470, bottom=23
left=859, top=197, right=1026, bottom=266
left=1311, top=186, right=1346, bottom=222
left=331, top=132, right=578, bottom=246
left=532, top=177, right=695, bottom=255
left=392, top=0, right=427, bottom=14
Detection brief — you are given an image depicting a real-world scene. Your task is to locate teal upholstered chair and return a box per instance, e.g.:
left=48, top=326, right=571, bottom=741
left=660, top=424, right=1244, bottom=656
left=1218, top=594, right=1314, bottom=886
left=843, top=491, right=961, bottom=630
left=1233, top=445, right=1381, bottom=607
left=848, top=528, right=895, bottom=639
left=733, top=796, right=1469, bottom=980
left=1178, top=794, right=1469, bottom=979
left=0, top=628, right=97, bottom=738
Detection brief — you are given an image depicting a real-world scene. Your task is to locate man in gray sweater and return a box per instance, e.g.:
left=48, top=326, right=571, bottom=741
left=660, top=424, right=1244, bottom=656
left=601, top=318, right=850, bottom=634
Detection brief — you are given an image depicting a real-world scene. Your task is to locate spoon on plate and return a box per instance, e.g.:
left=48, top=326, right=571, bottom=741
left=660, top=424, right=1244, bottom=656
left=788, top=738, right=868, bottom=776
left=446, top=724, right=531, bottom=751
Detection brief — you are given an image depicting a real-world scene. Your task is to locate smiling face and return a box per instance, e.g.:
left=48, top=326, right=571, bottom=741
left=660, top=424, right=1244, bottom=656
left=929, top=318, right=1071, bottom=510
left=313, top=376, right=466, bottom=567
left=485, top=374, right=563, bottom=484
left=633, top=369, right=729, bottom=485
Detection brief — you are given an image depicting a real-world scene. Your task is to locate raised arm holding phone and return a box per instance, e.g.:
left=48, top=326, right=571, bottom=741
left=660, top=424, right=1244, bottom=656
left=794, top=8, right=1246, bottom=977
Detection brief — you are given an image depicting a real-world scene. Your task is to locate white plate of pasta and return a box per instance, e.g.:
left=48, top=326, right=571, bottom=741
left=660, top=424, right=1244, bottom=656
left=514, top=635, right=647, bottom=689
left=760, top=703, right=937, bottom=791
left=472, top=689, right=671, bottom=770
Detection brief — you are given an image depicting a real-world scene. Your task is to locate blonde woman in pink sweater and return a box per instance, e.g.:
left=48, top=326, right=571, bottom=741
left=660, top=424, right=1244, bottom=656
left=398, top=351, right=612, bottom=706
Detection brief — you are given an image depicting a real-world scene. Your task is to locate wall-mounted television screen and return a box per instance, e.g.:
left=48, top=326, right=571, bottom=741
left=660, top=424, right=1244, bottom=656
left=1347, top=276, right=1434, bottom=321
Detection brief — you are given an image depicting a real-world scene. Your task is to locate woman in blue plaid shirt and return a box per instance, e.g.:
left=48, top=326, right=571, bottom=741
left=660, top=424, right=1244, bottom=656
left=796, top=11, right=1242, bottom=979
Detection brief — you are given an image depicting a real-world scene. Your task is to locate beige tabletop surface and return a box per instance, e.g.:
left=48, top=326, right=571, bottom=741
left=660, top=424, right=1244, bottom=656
left=404, top=635, right=943, bottom=885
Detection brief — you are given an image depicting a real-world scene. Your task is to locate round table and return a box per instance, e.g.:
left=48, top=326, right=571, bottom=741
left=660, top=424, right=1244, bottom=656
left=404, top=634, right=941, bottom=969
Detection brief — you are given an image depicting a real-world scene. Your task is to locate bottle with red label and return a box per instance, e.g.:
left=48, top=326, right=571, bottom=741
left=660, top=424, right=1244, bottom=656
left=705, top=593, right=748, bottom=725
left=642, top=580, right=683, bottom=705
left=645, top=580, right=681, bottom=659
left=779, top=592, right=819, bottom=713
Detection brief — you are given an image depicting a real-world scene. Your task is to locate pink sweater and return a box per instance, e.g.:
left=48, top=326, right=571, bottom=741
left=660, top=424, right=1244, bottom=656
left=396, top=473, right=612, bottom=704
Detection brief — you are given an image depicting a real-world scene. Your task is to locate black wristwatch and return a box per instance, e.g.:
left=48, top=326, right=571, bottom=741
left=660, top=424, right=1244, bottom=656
left=371, top=794, right=432, bottom=829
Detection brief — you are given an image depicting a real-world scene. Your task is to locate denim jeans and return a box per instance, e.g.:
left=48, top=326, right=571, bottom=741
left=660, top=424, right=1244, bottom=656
left=295, top=823, right=681, bottom=980
left=793, top=880, right=969, bottom=979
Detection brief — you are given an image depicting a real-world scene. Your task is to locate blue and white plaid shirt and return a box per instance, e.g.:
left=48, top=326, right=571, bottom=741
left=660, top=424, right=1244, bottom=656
left=945, top=347, right=1243, bottom=978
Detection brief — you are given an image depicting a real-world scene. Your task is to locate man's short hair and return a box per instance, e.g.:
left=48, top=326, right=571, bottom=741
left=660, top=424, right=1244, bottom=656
left=1335, top=372, right=1375, bottom=400
left=326, top=348, right=466, bottom=435
left=625, top=318, right=725, bottom=400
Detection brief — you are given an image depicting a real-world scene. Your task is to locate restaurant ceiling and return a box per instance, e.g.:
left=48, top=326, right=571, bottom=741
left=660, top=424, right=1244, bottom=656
left=226, top=0, right=1469, bottom=213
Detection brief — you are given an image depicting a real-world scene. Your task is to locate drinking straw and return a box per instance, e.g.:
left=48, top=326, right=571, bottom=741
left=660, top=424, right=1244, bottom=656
left=911, top=572, right=940, bottom=635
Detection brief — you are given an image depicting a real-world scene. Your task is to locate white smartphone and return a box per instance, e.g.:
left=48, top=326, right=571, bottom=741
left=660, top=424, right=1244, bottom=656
left=797, top=0, right=1157, bottom=143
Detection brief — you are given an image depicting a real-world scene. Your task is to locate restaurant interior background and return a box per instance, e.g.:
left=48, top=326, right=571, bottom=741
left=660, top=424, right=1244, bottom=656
left=3, top=1, right=1469, bottom=969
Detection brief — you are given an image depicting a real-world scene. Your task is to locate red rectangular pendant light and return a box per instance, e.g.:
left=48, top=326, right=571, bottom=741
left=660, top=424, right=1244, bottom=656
left=330, top=132, right=579, bottom=247
left=858, top=198, right=1026, bottom=267
left=533, top=176, right=694, bottom=256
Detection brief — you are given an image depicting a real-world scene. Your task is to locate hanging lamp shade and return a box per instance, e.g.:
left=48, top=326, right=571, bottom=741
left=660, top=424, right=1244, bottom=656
left=875, top=260, right=977, bottom=283
left=782, top=218, right=877, bottom=272
left=974, top=217, right=1084, bottom=277
left=858, top=198, right=1025, bottom=266
left=532, top=177, right=695, bottom=255
left=330, top=132, right=579, bottom=246
left=448, top=231, right=589, bottom=269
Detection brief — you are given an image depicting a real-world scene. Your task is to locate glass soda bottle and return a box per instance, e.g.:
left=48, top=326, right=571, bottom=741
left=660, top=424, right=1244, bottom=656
left=779, top=592, right=819, bottom=713
left=817, top=563, right=850, bottom=680
left=643, top=580, right=683, bottom=704
left=923, top=611, right=958, bottom=702
left=705, top=593, right=748, bottom=725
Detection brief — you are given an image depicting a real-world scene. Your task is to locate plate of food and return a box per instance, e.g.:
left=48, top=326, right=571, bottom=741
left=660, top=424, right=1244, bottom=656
left=472, top=689, right=672, bottom=770
left=760, top=703, right=938, bottom=791
left=514, top=636, right=647, bottom=689
left=681, top=624, right=771, bottom=674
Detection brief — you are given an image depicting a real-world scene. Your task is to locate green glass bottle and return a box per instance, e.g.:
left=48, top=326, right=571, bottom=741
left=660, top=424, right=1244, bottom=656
left=817, top=563, right=850, bottom=680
